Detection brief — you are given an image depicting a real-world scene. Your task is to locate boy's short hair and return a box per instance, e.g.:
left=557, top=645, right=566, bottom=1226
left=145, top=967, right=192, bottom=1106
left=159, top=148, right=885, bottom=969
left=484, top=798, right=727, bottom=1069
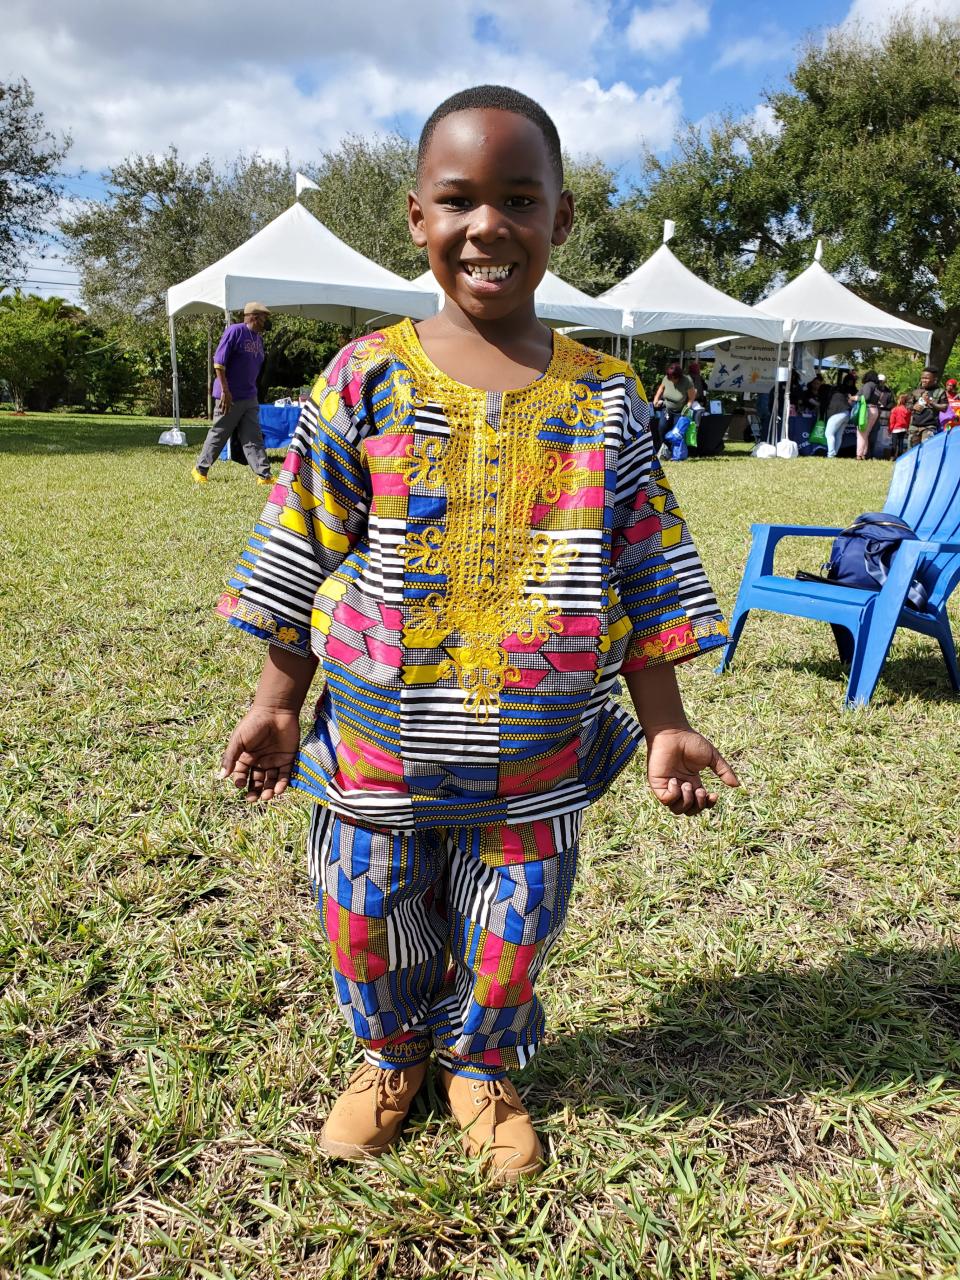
left=923, top=366, right=939, bottom=376
left=417, top=85, right=564, bottom=189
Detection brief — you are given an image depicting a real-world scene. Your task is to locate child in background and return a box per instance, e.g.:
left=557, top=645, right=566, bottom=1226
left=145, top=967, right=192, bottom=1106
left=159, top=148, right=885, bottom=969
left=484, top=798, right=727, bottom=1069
left=943, top=378, right=960, bottom=430
left=888, top=393, right=912, bottom=459
left=216, top=85, right=739, bottom=1184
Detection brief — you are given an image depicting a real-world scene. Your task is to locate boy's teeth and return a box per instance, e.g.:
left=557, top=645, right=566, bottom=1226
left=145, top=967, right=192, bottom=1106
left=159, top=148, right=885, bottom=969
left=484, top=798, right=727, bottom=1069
left=467, top=265, right=512, bottom=280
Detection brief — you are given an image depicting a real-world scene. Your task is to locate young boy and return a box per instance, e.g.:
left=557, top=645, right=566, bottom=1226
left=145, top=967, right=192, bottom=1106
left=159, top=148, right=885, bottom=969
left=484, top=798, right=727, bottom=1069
left=217, top=85, right=738, bottom=1184
left=888, top=393, right=912, bottom=458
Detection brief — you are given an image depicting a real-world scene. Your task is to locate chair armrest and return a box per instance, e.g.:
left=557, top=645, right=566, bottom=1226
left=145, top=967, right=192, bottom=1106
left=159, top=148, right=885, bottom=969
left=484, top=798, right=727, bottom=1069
left=747, top=524, right=844, bottom=577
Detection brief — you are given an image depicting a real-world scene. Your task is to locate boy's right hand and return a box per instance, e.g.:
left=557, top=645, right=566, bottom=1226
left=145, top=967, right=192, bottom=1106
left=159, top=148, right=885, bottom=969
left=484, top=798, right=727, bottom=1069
left=219, top=707, right=301, bottom=803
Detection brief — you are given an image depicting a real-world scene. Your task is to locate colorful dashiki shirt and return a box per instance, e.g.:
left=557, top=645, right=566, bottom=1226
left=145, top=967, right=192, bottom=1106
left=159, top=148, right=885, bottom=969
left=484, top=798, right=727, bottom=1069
left=219, top=318, right=727, bottom=829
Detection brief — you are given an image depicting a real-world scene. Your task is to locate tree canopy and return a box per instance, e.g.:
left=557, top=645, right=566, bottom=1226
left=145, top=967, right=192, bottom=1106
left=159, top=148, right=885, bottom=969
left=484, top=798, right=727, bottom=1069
left=635, top=14, right=960, bottom=368
left=0, top=78, right=70, bottom=287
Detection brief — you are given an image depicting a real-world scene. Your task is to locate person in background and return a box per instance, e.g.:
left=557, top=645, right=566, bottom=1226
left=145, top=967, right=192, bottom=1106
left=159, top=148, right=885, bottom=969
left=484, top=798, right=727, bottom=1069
left=908, top=367, right=948, bottom=449
left=888, top=393, right=912, bottom=459
left=873, top=373, right=895, bottom=458
left=686, top=359, right=706, bottom=401
left=825, top=373, right=856, bottom=459
left=840, top=369, right=858, bottom=398
left=192, top=301, right=273, bottom=486
left=943, top=377, right=960, bottom=429
left=802, top=374, right=823, bottom=414
left=857, top=370, right=880, bottom=461
left=651, top=362, right=695, bottom=449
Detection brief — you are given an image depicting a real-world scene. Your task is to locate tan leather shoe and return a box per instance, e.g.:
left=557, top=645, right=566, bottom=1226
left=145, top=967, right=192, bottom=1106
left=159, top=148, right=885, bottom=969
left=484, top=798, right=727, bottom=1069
left=439, top=1070, right=544, bottom=1184
left=320, top=1060, right=428, bottom=1161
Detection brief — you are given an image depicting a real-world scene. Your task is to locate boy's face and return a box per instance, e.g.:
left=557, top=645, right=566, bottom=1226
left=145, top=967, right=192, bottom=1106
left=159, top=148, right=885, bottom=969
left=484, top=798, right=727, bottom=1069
left=409, top=108, right=574, bottom=325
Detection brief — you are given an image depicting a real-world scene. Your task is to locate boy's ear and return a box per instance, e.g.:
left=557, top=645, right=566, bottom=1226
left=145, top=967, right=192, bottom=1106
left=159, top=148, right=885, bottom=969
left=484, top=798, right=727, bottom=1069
left=551, top=189, right=575, bottom=247
left=408, top=190, right=428, bottom=247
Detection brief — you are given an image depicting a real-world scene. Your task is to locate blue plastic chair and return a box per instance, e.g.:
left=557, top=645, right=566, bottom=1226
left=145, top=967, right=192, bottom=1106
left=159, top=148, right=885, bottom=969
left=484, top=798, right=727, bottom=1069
left=717, top=431, right=960, bottom=706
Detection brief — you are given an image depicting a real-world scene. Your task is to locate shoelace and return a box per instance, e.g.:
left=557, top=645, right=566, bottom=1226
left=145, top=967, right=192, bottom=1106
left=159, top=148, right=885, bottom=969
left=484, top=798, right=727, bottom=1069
left=470, top=1078, right=522, bottom=1114
left=352, top=1064, right=409, bottom=1115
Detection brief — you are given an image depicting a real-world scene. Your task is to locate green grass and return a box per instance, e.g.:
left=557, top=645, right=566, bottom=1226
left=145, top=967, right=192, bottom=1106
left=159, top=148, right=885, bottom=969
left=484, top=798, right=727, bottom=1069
left=2, top=413, right=959, bottom=1279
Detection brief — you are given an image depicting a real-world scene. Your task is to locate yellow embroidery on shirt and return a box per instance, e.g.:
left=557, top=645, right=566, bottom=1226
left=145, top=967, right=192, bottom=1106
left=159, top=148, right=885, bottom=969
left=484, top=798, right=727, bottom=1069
left=383, top=319, right=611, bottom=717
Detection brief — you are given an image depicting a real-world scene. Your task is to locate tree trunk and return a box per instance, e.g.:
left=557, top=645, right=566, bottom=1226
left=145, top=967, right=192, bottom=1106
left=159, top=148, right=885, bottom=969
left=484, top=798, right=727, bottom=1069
left=928, top=320, right=960, bottom=375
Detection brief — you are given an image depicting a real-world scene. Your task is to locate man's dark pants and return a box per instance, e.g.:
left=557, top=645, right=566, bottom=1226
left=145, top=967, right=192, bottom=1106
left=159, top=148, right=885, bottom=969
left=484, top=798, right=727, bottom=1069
left=195, top=399, right=270, bottom=478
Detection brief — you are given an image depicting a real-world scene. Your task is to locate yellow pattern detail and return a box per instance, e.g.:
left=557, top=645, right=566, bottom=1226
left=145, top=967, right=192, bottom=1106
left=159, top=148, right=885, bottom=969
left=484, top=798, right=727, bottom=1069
left=661, top=523, right=683, bottom=549
left=381, top=318, right=611, bottom=717
left=279, top=507, right=308, bottom=537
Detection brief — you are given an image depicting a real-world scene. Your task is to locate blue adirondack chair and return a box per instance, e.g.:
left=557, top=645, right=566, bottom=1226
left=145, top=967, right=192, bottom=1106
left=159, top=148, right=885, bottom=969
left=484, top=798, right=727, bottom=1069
left=717, top=430, right=960, bottom=706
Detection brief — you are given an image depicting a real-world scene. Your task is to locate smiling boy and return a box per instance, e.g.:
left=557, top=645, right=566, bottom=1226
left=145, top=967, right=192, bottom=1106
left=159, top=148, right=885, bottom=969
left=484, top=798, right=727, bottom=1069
left=216, top=85, right=737, bottom=1183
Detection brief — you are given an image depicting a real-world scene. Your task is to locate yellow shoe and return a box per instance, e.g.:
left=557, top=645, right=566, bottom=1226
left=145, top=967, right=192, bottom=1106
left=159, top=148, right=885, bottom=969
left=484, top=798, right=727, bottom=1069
left=191, top=467, right=208, bottom=484
left=256, top=474, right=273, bottom=486
left=320, top=1060, right=429, bottom=1162
left=439, top=1070, right=544, bottom=1184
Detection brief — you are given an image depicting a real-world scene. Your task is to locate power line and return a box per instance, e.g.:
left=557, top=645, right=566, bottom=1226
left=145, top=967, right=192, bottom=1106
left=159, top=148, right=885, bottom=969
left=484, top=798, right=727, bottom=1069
left=18, top=265, right=81, bottom=277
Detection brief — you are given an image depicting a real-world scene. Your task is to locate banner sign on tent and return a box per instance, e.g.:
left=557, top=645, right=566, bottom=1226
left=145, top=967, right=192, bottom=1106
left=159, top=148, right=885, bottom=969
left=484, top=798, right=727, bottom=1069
left=708, top=339, right=778, bottom=393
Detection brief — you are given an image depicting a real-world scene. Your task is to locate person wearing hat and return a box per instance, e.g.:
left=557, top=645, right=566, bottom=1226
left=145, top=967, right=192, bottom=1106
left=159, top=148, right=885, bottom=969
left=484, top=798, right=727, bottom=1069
left=193, top=302, right=273, bottom=485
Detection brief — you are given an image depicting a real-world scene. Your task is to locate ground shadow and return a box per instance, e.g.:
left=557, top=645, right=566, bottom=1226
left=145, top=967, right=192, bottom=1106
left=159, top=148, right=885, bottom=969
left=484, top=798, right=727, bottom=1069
left=779, top=651, right=960, bottom=705
left=0, top=421, right=214, bottom=457
left=533, top=948, right=960, bottom=1115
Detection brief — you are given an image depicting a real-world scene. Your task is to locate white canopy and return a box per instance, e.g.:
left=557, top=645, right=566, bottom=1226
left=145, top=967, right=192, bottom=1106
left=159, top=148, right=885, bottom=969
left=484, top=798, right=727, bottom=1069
left=596, top=243, right=785, bottom=347
left=759, top=247, right=932, bottom=356
left=413, top=267, right=625, bottom=333
left=167, top=202, right=438, bottom=323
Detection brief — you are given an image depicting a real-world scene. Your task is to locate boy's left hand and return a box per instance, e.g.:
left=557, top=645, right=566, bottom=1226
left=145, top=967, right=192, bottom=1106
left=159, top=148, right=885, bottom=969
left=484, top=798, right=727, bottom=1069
left=646, top=727, right=740, bottom=815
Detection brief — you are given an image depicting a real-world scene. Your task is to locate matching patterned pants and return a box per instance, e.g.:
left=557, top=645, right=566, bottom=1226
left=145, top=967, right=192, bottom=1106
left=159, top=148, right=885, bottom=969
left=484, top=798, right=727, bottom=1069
left=307, top=806, right=581, bottom=1079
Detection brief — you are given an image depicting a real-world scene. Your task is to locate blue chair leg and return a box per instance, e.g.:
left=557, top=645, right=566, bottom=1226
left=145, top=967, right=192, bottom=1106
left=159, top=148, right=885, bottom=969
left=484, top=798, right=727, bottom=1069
left=830, top=623, right=854, bottom=665
left=845, top=609, right=897, bottom=707
left=934, top=614, right=960, bottom=692
left=716, top=607, right=751, bottom=673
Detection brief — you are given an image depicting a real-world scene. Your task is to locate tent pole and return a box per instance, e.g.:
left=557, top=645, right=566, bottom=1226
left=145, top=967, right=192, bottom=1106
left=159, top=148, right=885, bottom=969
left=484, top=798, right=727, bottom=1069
left=351, top=307, right=357, bottom=336
left=783, top=338, right=796, bottom=444
left=768, top=340, right=782, bottom=445
left=206, top=318, right=213, bottom=420
left=627, top=335, right=633, bottom=363
left=168, top=312, right=181, bottom=431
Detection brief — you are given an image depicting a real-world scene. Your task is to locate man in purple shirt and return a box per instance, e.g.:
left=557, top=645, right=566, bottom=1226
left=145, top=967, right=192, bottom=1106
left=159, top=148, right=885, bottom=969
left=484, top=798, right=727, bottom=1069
left=192, top=301, right=272, bottom=484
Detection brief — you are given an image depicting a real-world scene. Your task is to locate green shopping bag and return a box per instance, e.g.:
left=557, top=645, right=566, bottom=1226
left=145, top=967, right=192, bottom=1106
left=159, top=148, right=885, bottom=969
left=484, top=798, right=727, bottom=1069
left=809, top=417, right=828, bottom=447
left=686, top=416, right=699, bottom=448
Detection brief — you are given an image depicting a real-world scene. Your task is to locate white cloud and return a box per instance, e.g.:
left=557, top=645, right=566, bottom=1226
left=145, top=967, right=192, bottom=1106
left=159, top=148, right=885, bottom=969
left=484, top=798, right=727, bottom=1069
left=714, top=29, right=793, bottom=70
left=745, top=102, right=780, bottom=136
left=0, top=0, right=676, bottom=175
left=625, top=0, right=711, bottom=56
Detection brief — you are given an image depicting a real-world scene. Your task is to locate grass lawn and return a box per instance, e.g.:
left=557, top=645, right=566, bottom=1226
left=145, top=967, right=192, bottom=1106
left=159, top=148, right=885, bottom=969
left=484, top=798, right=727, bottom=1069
left=2, top=412, right=959, bottom=1279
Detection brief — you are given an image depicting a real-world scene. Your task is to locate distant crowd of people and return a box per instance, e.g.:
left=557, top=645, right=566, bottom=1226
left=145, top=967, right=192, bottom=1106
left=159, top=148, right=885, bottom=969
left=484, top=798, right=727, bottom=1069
left=651, top=356, right=960, bottom=461
left=799, top=366, right=959, bottom=460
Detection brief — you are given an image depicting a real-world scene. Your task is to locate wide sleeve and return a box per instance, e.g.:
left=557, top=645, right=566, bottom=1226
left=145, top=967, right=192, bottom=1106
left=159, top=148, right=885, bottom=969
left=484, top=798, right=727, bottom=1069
left=216, top=346, right=371, bottom=657
left=611, top=376, right=728, bottom=673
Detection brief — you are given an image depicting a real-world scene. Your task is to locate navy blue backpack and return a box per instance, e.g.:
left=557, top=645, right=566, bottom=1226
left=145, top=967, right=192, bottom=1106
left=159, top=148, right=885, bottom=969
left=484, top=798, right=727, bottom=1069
left=825, top=512, right=928, bottom=611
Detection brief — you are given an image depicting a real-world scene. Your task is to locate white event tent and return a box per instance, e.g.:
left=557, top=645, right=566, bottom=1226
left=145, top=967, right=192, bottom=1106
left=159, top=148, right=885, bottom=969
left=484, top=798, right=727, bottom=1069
left=759, top=241, right=932, bottom=357
left=596, top=224, right=785, bottom=351
left=165, top=199, right=438, bottom=427
left=412, top=267, right=625, bottom=333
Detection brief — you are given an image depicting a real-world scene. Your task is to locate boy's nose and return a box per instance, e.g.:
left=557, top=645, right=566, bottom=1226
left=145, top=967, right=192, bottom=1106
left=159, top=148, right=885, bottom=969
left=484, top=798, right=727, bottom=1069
left=467, top=204, right=509, bottom=242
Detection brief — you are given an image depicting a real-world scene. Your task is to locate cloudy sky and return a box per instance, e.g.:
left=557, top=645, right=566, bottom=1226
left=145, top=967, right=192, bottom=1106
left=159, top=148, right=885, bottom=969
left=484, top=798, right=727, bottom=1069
left=6, top=0, right=959, bottom=297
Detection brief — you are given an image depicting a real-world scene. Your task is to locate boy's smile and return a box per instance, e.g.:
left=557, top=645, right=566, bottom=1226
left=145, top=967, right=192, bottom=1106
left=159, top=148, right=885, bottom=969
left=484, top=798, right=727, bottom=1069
left=409, top=108, right=574, bottom=330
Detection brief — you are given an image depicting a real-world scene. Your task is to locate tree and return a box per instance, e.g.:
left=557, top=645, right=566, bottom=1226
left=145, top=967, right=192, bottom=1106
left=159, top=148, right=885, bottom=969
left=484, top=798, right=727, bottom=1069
left=0, top=78, right=70, bottom=287
left=772, top=14, right=960, bottom=371
left=550, top=157, right=643, bottom=294
left=635, top=14, right=960, bottom=371
left=298, top=134, right=422, bottom=278
left=0, top=293, right=71, bottom=411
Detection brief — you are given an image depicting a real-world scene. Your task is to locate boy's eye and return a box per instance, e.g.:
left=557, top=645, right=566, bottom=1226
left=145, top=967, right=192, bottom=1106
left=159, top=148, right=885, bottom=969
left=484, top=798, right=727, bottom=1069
left=506, top=196, right=535, bottom=208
